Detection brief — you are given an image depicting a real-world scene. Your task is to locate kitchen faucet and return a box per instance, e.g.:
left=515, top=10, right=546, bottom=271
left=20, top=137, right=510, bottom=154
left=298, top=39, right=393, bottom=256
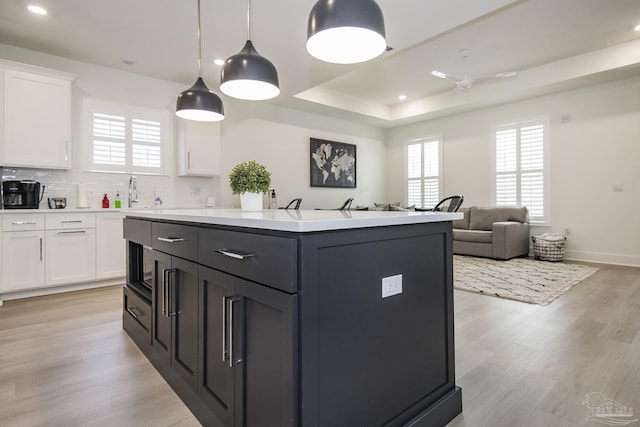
left=128, top=176, right=138, bottom=208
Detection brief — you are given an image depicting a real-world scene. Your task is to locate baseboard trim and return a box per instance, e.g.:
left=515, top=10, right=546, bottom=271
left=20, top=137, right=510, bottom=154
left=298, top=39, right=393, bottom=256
left=563, top=250, right=640, bottom=267
left=0, top=278, right=124, bottom=302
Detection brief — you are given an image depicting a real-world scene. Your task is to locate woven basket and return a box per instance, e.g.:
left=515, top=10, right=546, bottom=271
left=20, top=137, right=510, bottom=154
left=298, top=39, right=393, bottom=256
left=532, top=234, right=566, bottom=262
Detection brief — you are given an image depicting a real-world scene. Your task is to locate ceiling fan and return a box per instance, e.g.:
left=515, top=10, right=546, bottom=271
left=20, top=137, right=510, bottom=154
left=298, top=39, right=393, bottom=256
left=431, top=49, right=517, bottom=90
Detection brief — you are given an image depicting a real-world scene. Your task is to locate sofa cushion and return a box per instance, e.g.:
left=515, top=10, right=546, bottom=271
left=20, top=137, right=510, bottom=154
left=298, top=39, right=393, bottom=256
left=390, top=204, right=415, bottom=211
left=452, top=207, right=470, bottom=230
left=453, top=229, right=492, bottom=243
left=373, top=202, right=401, bottom=211
left=468, top=206, right=528, bottom=231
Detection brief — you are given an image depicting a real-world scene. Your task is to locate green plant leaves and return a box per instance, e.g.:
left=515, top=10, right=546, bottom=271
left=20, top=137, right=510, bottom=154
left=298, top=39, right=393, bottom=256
left=229, top=160, right=272, bottom=194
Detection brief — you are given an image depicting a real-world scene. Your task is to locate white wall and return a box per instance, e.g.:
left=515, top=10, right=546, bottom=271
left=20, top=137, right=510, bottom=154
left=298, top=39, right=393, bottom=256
left=219, top=101, right=387, bottom=209
left=387, top=76, right=640, bottom=266
left=0, top=43, right=388, bottom=211
left=0, top=43, right=215, bottom=208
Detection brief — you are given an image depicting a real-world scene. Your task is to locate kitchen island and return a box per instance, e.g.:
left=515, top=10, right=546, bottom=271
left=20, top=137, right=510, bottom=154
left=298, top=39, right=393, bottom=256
left=122, top=208, right=463, bottom=427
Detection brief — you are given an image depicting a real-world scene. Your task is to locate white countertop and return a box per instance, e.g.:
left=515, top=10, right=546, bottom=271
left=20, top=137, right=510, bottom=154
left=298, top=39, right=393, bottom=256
left=0, top=207, right=126, bottom=213
left=125, top=208, right=463, bottom=232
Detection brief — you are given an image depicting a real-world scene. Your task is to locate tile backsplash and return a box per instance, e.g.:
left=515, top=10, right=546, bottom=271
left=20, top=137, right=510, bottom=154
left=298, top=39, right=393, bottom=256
left=1, top=167, right=219, bottom=209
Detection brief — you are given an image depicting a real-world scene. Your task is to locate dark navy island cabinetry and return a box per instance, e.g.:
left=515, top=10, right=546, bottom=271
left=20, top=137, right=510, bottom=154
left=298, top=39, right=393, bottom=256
left=122, top=209, right=462, bottom=427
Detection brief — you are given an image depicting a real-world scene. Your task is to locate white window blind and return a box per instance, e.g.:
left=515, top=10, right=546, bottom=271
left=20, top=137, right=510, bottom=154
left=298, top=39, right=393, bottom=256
left=407, top=136, right=441, bottom=208
left=131, top=118, right=162, bottom=168
left=92, top=113, right=126, bottom=166
left=493, top=119, right=549, bottom=223
left=87, top=100, right=167, bottom=174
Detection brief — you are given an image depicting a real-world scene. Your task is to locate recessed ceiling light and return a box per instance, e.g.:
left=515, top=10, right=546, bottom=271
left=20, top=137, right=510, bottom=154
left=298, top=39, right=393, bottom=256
left=213, top=59, right=225, bottom=66
left=27, top=4, right=47, bottom=15
left=635, top=24, right=640, bottom=31
left=398, top=95, right=407, bottom=101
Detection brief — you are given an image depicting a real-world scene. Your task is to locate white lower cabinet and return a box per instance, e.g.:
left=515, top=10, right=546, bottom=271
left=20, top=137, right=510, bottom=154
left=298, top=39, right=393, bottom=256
left=96, top=212, right=125, bottom=279
left=45, top=228, right=96, bottom=286
left=0, top=211, right=125, bottom=296
left=2, top=230, right=45, bottom=291
left=1, top=214, right=46, bottom=292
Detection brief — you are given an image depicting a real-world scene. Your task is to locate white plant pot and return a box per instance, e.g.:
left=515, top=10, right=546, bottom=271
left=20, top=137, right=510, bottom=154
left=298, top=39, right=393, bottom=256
left=239, top=192, right=263, bottom=212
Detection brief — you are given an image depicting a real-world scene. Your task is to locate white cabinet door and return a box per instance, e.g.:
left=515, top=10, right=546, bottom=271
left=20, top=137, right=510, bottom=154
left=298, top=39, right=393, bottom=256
left=2, top=69, right=71, bottom=169
left=45, top=229, right=96, bottom=286
left=96, top=212, right=125, bottom=280
left=2, top=231, right=45, bottom=291
left=176, top=120, right=220, bottom=176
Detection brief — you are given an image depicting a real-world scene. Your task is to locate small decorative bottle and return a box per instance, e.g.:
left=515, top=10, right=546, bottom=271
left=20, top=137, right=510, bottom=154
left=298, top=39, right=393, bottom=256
left=114, top=191, right=121, bottom=208
left=269, top=189, right=278, bottom=210
left=102, top=193, right=110, bottom=208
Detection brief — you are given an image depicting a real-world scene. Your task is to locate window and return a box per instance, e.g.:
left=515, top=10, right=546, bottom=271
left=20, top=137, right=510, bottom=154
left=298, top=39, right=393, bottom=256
left=407, top=135, right=442, bottom=208
left=85, top=100, right=169, bottom=174
left=492, top=117, right=549, bottom=224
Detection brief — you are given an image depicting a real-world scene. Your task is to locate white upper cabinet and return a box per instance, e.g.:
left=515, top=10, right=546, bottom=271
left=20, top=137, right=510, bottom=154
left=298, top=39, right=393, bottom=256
left=1, top=61, right=76, bottom=169
left=176, top=119, right=221, bottom=177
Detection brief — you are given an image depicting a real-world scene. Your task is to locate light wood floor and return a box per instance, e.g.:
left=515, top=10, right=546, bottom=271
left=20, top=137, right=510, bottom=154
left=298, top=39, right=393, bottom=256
left=0, top=262, right=638, bottom=427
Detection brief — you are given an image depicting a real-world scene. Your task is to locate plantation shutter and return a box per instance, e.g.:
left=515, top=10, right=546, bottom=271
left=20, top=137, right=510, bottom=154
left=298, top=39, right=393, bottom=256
left=494, top=119, right=548, bottom=223
left=131, top=118, right=162, bottom=168
left=407, top=137, right=441, bottom=208
left=88, top=102, right=166, bottom=174
left=520, top=124, right=544, bottom=219
left=92, top=113, right=126, bottom=166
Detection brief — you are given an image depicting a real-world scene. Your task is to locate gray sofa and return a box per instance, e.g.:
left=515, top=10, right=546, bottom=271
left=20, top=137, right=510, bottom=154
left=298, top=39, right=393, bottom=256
left=453, top=206, right=529, bottom=260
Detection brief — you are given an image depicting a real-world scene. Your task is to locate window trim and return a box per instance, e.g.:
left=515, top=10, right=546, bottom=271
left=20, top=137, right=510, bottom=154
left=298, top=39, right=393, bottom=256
left=82, top=98, right=171, bottom=175
left=405, top=134, right=443, bottom=208
left=490, top=116, right=550, bottom=225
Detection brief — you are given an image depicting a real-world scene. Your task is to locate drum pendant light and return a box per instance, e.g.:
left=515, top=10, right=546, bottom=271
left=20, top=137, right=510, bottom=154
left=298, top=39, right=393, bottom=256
left=176, top=0, right=224, bottom=122
left=307, top=0, right=386, bottom=64
left=220, top=0, right=280, bottom=100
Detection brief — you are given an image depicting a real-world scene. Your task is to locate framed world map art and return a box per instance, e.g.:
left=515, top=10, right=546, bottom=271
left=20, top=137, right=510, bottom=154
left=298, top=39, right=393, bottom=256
left=310, top=138, right=356, bottom=188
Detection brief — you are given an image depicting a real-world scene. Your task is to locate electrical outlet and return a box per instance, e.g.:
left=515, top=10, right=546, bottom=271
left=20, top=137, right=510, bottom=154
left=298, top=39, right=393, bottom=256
left=563, top=228, right=570, bottom=235
left=382, top=274, right=402, bottom=298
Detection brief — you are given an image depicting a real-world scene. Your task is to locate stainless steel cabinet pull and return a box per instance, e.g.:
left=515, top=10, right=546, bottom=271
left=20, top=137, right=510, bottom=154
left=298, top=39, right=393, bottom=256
left=127, top=306, right=141, bottom=318
left=11, top=221, right=36, bottom=225
left=222, top=296, right=228, bottom=363
left=228, top=296, right=242, bottom=368
left=57, top=230, right=86, bottom=235
left=61, top=220, right=83, bottom=223
left=164, top=268, right=177, bottom=317
left=40, top=237, right=43, bottom=261
left=187, top=151, right=191, bottom=169
left=214, top=249, right=256, bottom=260
left=157, top=237, right=184, bottom=243
left=162, top=268, right=169, bottom=315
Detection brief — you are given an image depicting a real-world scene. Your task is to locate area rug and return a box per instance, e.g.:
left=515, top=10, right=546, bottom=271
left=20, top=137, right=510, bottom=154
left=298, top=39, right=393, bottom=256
left=453, top=255, right=599, bottom=305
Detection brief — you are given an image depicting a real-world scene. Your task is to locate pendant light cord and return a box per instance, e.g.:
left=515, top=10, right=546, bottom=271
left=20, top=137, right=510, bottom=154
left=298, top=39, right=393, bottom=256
left=246, top=0, right=251, bottom=40
left=197, top=0, right=203, bottom=77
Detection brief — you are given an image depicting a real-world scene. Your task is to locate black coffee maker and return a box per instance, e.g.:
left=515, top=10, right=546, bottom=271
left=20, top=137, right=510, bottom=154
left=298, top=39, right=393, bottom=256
left=2, top=180, right=44, bottom=209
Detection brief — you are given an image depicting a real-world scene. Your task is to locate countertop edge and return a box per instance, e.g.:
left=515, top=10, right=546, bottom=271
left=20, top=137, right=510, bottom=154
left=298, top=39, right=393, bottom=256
left=124, top=209, right=463, bottom=232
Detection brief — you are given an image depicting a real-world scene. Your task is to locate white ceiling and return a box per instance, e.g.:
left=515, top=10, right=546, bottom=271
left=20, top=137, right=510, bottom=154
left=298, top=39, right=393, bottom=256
left=0, top=0, right=639, bottom=128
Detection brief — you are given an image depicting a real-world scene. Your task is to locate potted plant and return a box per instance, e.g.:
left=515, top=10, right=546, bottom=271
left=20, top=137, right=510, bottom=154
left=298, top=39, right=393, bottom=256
left=229, top=160, right=271, bottom=211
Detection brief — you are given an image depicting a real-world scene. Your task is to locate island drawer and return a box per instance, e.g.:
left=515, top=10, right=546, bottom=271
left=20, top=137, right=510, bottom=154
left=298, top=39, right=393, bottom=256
left=123, top=218, right=152, bottom=246
left=123, top=285, right=151, bottom=351
left=198, top=228, right=298, bottom=293
left=152, top=222, right=197, bottom=259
